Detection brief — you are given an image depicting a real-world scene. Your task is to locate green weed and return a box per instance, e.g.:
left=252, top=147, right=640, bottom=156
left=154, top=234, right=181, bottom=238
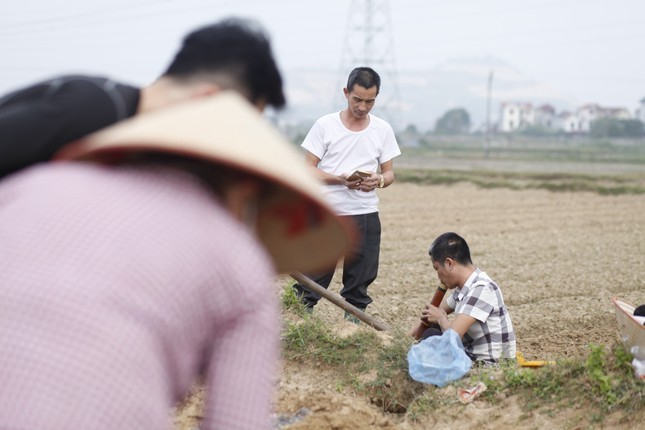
left=586, top=343, right=617, bottom=405
left=279, top=281, right=310, bottom=316
left=280, top=291, right=644, bottom=425
left=396, top=168, right=645, bottom=195
left=497, top=342, right=643, bottom=422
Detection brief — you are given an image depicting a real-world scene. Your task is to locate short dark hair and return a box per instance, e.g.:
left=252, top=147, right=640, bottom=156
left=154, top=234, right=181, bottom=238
left=346, top=67, right=381, bottom=94
left=635, top=304, right=645, bottom=318
left=428, top=232, right=473, bottom=266
left=163, top=18, right=286, bottom=108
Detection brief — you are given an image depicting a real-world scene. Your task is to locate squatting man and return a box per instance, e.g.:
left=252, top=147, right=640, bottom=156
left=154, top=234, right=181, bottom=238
left=412, top=232, right=517, bottom=364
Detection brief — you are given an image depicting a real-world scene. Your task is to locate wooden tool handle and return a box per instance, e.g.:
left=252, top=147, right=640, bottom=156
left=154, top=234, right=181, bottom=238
left=411, top=285, right=447, bottom=340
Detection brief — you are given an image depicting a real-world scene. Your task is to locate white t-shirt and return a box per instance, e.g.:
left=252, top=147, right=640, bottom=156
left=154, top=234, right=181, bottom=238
left=301, top=111, right=401, bottom=216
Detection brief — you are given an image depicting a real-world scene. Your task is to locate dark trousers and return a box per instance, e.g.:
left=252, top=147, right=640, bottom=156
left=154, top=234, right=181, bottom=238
left=294, top=212, right=381, bottom=309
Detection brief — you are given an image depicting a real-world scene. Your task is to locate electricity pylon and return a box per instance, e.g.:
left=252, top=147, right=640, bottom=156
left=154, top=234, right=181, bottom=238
left=335, top=0, right=401, bottom=131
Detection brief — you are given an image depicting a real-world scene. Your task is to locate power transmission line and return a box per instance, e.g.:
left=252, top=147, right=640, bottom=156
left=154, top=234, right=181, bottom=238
left=335, top=0, right=401, bottom=131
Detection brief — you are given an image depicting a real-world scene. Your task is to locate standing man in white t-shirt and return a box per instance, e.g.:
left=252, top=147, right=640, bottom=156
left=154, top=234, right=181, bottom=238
left=293, top=67, right=401, bottom=319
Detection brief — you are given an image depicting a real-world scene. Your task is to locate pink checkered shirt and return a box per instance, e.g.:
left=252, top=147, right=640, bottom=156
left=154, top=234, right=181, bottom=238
left=0, top=163, right=279, bottom=429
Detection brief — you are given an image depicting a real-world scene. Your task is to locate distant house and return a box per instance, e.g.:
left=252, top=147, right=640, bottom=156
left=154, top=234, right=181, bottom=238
left=534, top=104, right=556, bottom=128
left=576, top=104, right=631, bottom=132
left=576, top=104, right=600, bottom=132
left=499, top=100, right=635, bottom=134
left=557, top=112, right=579, bottom=133
left=499, top=102, right=534, bottom=132
left=604, top=107, right=631, bottom=119
left=638, top=97, right=645, bottom=122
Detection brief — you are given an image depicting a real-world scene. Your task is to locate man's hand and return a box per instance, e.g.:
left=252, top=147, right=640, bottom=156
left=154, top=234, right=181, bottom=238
left=357, top=172, right=381, bottom=192
left=340, top=172, right=365, bottom=190
left=339, top=170, right=383, bottom=191
left=422, top=304, right=449, bottom=329
left=422, top=305, right=477, bottom=338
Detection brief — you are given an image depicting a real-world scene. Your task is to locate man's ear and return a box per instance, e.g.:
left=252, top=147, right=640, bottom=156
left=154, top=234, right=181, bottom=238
left=444, top=257, right=455, bottom=270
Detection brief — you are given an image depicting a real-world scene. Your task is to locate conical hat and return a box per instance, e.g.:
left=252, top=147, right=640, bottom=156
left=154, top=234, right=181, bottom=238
left=55, top=92, right=354, bottom=273
left=613, top=297, right=645, bottom=353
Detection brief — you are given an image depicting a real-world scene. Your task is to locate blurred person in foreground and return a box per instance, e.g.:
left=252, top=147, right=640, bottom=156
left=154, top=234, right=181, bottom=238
left=0, top=93, right=353, bottom=428
left=413, top=232, right=517, bottom=364
left=0, top=17, right=285, bottom=180
left=292, top=67, right=401, bottom=320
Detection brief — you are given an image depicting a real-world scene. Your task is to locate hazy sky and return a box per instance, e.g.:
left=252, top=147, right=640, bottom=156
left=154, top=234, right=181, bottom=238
left=1, top=0, right=644, bottom=111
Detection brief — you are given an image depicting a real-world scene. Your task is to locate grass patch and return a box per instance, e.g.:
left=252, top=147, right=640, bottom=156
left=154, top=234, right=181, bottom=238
left=282, top=314, right=376, bottom=367
left=396, top=168, right=645, bottom=195
left=405, top=137, right=645, bottom=164
left=280, top=284, right=425, bottom=412
left=487, top=342, right=644, bottom=423
left=425, top=342, right=643, bottom=424
left=281, top=289, right=644, bottom=427
left=282, top=315, right=425, bottom=412
left=280, top=280, right=309, bottom=317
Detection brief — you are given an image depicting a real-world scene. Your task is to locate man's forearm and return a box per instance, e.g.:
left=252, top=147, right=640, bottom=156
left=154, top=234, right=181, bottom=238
left=380, top=170, right=395, bottom=188
left=310, top=167, right=342, bottom=185
left=436, top=315, right=451, bottom=332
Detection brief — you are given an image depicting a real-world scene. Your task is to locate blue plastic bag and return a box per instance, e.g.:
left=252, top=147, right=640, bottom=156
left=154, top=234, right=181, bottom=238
left=407, top=329, right=473, bottom=387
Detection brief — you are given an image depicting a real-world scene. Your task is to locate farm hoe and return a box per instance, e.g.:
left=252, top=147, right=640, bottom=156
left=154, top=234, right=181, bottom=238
left=290, top=272, right=390, bottom=332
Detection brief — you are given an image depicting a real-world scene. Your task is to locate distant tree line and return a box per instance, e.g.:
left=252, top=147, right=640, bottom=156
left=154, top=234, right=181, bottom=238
left=590, top=118, right=644, bottom=138
left=433, top=108, right=471, bottom=135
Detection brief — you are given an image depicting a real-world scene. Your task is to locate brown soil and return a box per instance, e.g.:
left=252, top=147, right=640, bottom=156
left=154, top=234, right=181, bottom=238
left=176, top=181, right=645, bottom=429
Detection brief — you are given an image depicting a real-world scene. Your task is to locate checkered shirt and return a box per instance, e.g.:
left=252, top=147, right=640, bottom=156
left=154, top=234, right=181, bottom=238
left=0, top=163, right=279, bottom=429
left=446, top=268, right=516, bottom=363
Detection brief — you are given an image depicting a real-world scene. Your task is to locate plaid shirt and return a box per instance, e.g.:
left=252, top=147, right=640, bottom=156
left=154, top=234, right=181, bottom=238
left=0, top=164, right=279, bottom=429
left=446, top=268, right=516, bottom=363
